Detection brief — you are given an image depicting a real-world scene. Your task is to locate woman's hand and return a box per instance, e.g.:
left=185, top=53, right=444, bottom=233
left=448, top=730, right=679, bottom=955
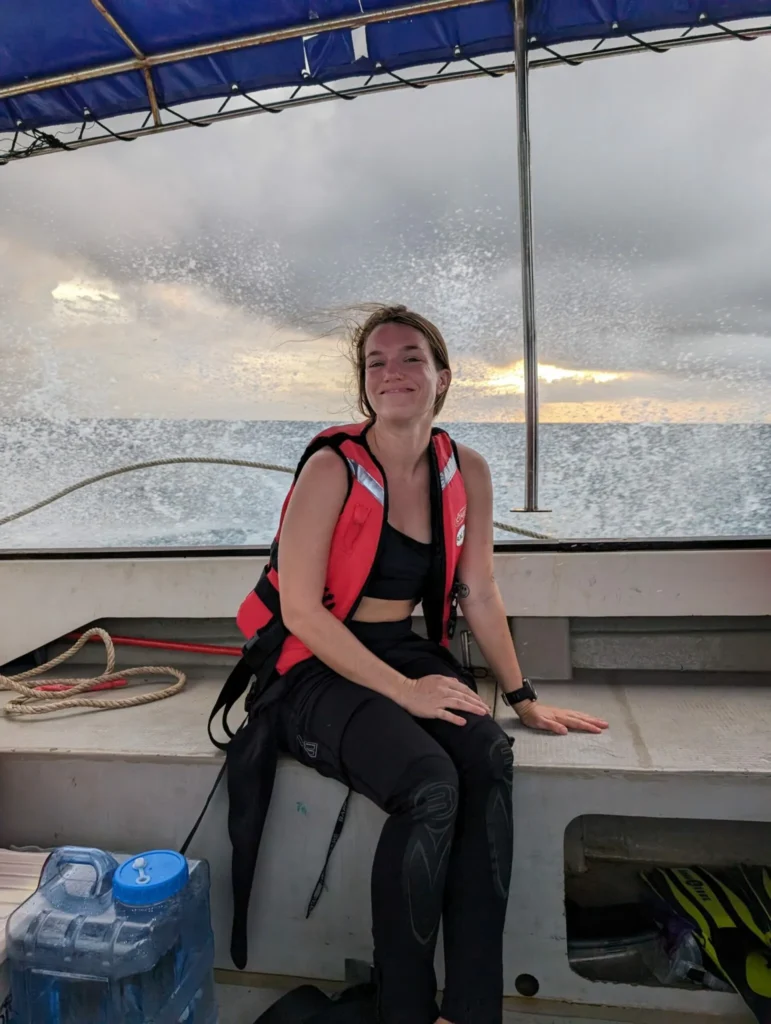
left=398, top=674, right=491, bottom=726
left=516, top=702, right=609, bottom=735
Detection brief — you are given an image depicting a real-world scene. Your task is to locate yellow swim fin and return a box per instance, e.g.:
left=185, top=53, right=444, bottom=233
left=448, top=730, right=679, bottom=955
left=642, top=866, right=771, bottom=1024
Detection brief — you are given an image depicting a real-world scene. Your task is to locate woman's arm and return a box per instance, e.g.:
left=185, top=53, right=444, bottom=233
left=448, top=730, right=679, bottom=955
left=278, top=448, right=409, bottom=701
left=277, top=448, right=489, bottom=723
left=455, top=443, right=608, bottom=736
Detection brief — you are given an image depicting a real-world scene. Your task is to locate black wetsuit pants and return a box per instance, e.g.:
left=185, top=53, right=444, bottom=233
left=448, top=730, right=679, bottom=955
left=277, top=618, right=514, bottom=1024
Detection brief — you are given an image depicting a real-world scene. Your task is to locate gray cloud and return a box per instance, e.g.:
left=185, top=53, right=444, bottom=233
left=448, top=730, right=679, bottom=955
left=2, top=36, right=771, bottom=416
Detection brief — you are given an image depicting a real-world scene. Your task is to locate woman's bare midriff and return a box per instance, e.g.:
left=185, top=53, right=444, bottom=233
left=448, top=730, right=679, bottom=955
left=352, top=596, right=418, bottom=622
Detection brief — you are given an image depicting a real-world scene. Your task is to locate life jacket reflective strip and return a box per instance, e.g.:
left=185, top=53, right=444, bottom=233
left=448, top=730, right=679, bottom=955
left=204, top=420, right=467, bottom=969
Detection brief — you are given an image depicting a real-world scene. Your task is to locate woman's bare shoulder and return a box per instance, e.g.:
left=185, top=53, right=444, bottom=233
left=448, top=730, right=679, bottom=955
left=455, top=442, right=491, bottom=480
left=279, top=447, right=350, bottom=570
left=291, top=446, right=349, bottom=501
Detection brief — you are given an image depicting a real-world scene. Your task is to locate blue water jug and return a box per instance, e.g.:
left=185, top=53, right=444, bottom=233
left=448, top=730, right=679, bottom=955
left=6, top=846, right=217, bottom=1024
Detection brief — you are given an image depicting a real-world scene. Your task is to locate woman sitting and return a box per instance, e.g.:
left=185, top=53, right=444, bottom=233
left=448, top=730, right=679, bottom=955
left=235, top=304, right=608, bottom=1024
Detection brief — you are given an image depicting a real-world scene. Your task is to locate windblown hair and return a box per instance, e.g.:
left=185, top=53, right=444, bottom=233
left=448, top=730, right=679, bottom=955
left=344, top=304, right=451, bottom=421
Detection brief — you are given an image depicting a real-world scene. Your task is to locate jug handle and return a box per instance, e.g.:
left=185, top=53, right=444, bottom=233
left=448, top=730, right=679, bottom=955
left=41, top=847, right=118, bottom=897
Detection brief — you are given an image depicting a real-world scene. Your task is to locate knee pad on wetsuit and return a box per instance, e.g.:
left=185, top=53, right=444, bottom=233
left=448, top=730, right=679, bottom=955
left=394, top=755, right=459, bottom=947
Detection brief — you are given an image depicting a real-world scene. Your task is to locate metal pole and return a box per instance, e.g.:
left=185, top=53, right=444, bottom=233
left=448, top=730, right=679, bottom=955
left=513, top=0, right=540, bottom=511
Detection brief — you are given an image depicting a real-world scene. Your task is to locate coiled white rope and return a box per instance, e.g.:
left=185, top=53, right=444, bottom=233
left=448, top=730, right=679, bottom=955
left=0, top=628, right=185, bottom=717
left=0, top=456, right=552, bottom=540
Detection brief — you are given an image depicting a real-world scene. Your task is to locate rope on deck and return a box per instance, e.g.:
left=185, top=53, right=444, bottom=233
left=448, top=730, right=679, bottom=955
left=0, top=628, right=186, bottom=716
left=0, top=456, right=553, bottom=540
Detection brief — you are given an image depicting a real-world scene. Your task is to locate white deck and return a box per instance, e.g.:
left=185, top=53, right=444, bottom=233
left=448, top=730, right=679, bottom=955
left=213, top=981, right=753, bottom=1024
left=1, top=671, right=769, bottom=778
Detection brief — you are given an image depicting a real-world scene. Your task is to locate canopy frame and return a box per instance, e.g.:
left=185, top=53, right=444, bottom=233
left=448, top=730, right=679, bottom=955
left=89, top=0, right=162, bottom=126
left=3, top=16, right=768, bottom=160
left=0, top=0, right=492, bottom=104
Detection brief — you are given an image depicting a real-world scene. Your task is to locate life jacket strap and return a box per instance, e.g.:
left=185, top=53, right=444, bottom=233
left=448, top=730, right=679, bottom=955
left=182, top=617, right=288, bottom=859
left=207, top=603, right=288, bottom=750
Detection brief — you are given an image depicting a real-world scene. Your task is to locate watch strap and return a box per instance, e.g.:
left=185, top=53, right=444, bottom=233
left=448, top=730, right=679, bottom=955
left=501, top=678, right=538, bottom=706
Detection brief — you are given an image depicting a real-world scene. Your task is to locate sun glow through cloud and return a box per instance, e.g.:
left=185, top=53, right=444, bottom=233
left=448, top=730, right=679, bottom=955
left=31, top=275, right=768, bottom=424
left=486, top=361, right=632, bottom=392
left=52, top=280, right=121, bottom=304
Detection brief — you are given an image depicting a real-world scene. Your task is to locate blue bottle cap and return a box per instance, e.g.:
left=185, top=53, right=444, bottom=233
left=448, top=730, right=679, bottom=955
left=113, top=850, right=189, bottom=906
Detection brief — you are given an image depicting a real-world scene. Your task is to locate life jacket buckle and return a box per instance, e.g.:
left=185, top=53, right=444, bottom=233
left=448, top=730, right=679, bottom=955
left=241, top=619, right=288, bottom=715
left=447, top=580, right=461, bottom=639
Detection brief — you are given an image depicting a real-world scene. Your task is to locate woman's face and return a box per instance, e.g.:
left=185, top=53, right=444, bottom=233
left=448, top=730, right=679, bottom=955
left=363, top=322, right=451, bottom=422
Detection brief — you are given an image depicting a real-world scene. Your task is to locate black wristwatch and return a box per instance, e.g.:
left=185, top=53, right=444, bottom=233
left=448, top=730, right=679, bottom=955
left=501, top=678, right=538, bottom=707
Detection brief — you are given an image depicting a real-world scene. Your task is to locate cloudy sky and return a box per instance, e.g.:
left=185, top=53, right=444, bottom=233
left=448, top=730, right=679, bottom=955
left=2, top=35, right=771, bottom=423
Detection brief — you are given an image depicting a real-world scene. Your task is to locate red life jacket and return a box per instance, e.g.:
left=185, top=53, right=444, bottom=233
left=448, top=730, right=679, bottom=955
left=205, top=420, right=467, bottom=970
left=236, top=420, right=468, bottom=673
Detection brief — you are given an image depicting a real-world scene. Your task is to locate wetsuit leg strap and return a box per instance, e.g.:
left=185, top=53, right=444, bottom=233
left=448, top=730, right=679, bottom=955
left=306, top=789, right=352, bottom=918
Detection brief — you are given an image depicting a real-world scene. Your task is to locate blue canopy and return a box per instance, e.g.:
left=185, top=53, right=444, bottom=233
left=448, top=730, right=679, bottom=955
left=2, top=0, right=770, bottom=133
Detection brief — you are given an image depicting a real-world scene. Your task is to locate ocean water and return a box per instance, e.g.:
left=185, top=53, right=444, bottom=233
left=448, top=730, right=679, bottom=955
left=0, top=418, right=769, bottom=549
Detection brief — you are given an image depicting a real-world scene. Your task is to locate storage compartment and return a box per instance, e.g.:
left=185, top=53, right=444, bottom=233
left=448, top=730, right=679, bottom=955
left=564, top=815, right=771, bottom=994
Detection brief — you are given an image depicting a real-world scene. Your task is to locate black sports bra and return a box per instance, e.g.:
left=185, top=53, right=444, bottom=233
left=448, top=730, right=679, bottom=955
left=363, top=522, right=432, bottom=601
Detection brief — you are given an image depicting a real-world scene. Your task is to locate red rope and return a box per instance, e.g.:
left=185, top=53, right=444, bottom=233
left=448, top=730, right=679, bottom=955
left=66, top=633, right=241, bottom=657
left=35, top=680, right=127, bottom=692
